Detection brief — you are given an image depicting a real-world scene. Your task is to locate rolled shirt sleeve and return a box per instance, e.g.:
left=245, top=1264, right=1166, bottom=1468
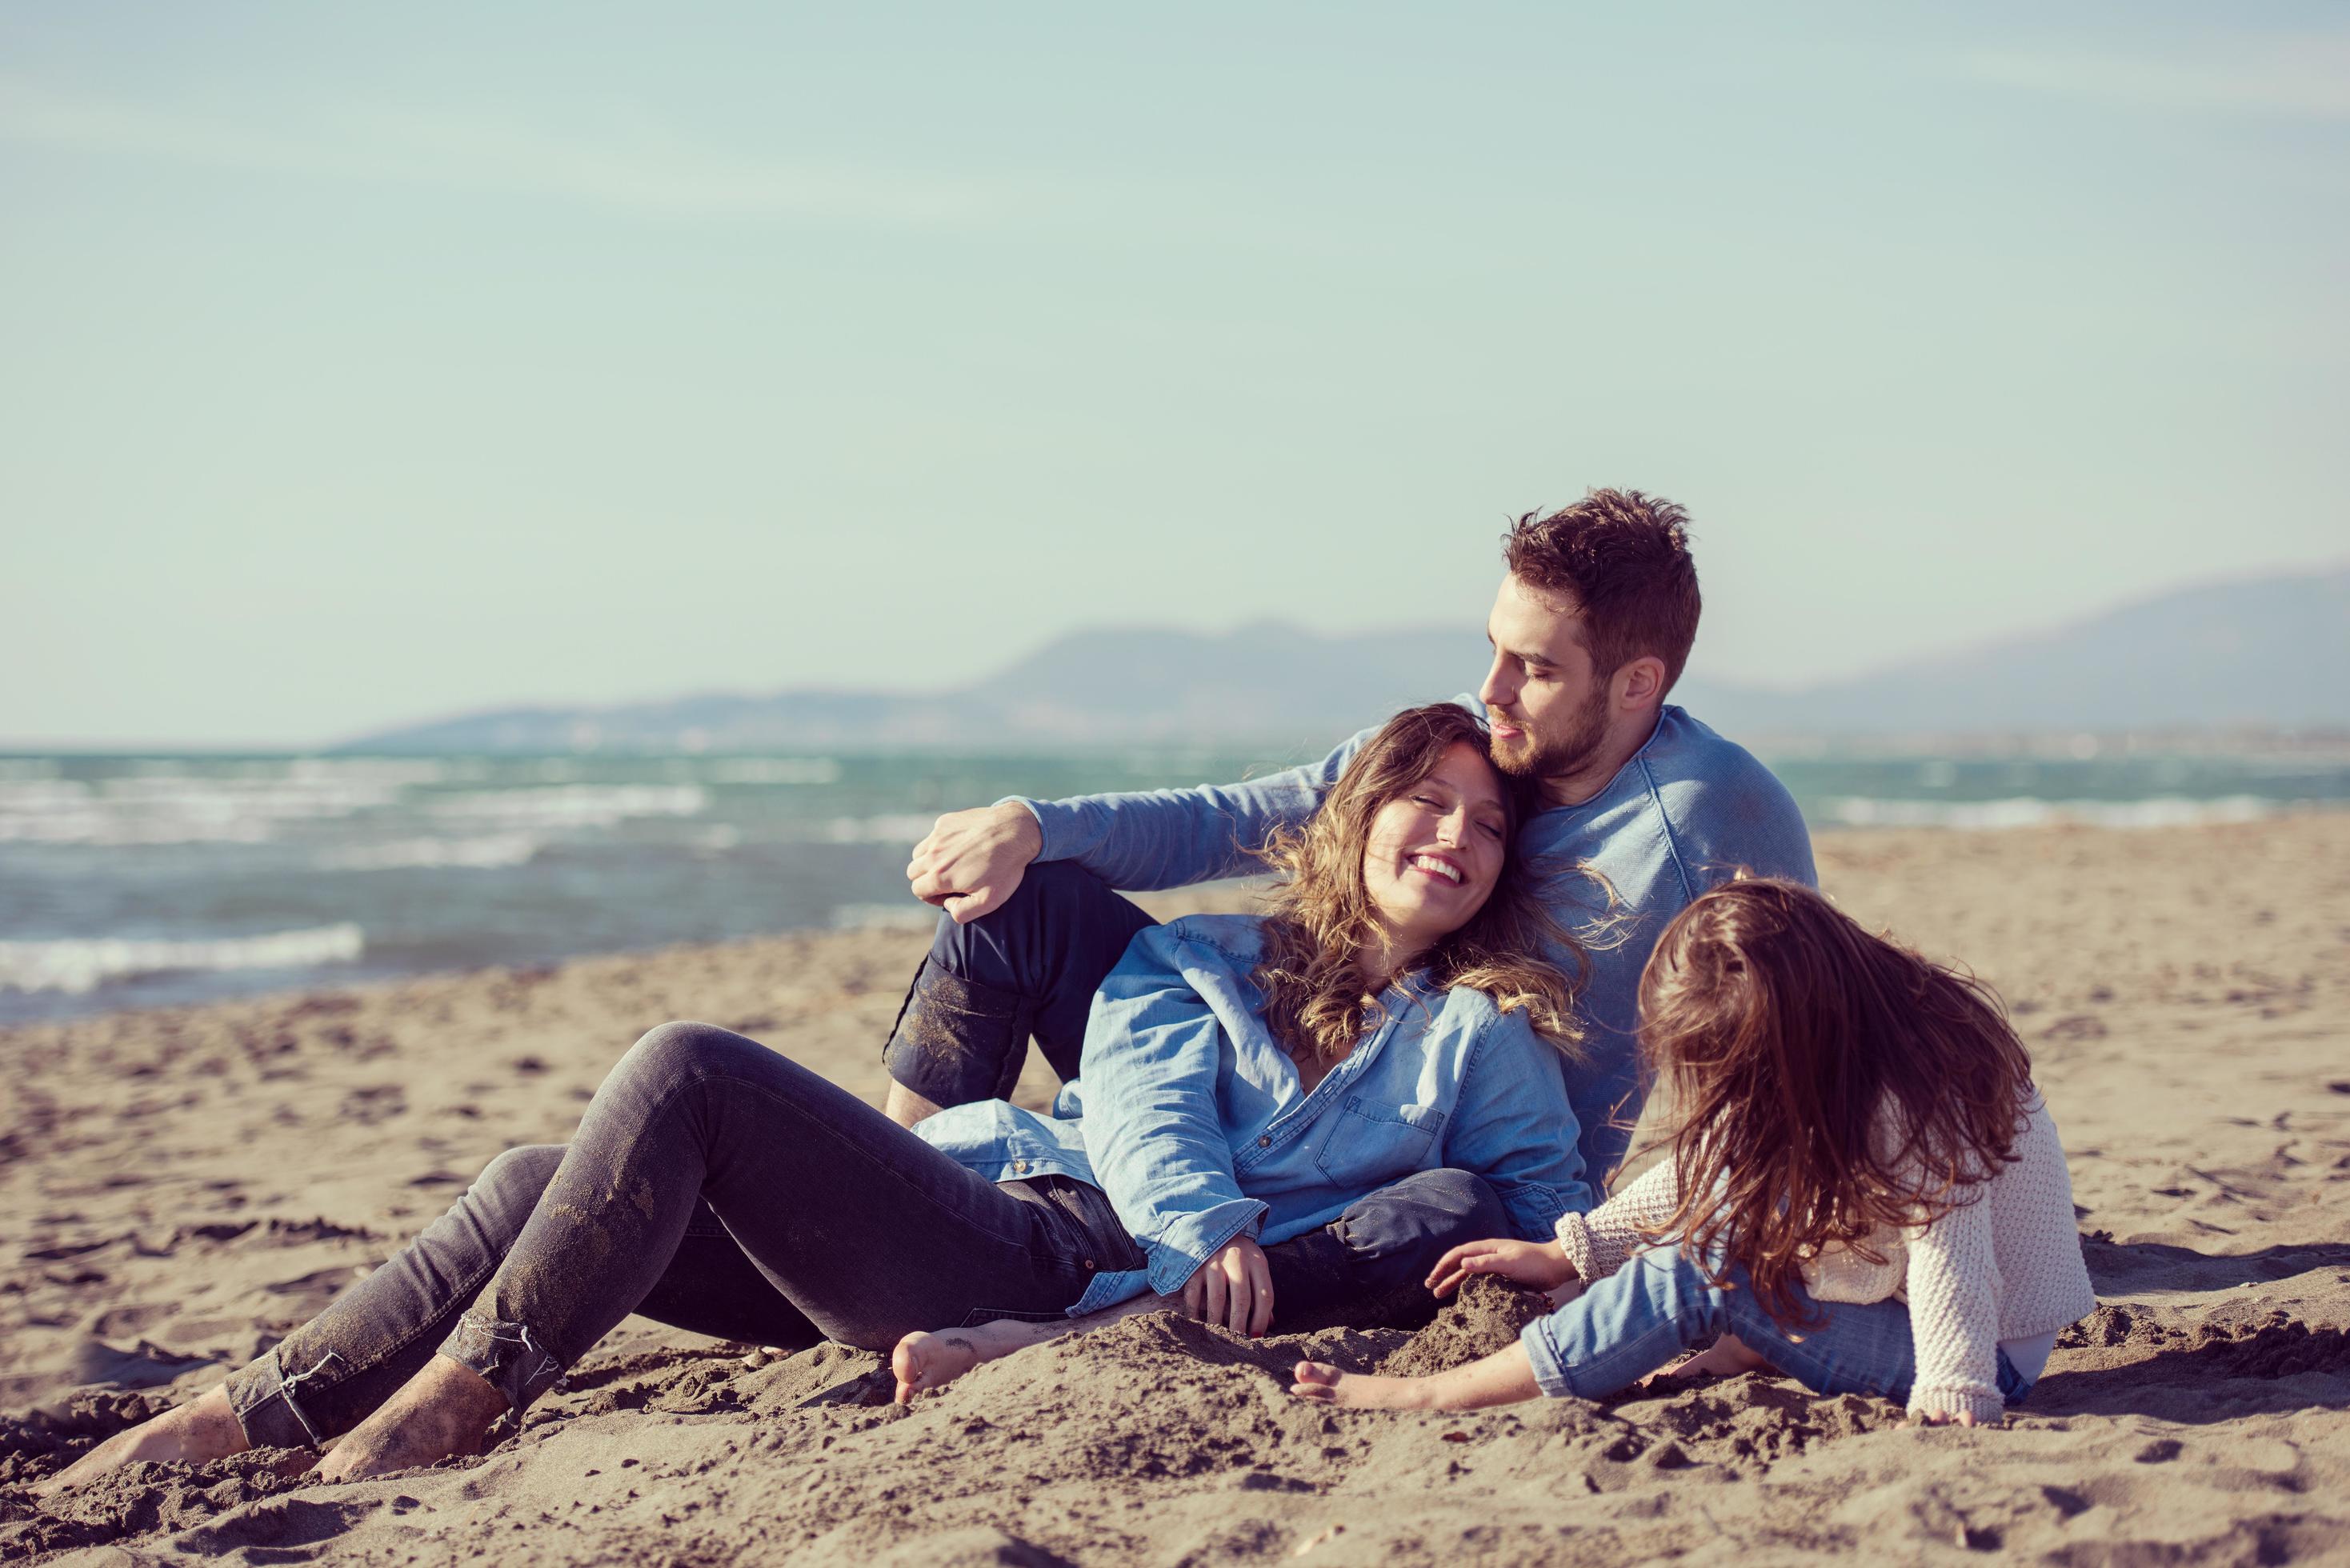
left=1078, top=926, right=1269, bottom=1295
left=1443, top=1006, right=1592, bottom=1238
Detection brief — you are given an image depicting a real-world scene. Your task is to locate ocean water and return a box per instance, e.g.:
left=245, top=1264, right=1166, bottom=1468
left=2, top=746, right=2343, bottom=1025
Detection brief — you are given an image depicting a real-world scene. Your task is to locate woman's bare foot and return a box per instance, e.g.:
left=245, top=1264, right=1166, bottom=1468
left=890, top=1317, right=1071, bottom=1403
left=891, top=1294, right=1180, bottom=1405
left=1288, top=1362, right=1427, bottom=1410
left=891, top=1330, right=989, bottom=1403
left=35, top=1384, right=250, bottom=1497
left=313, top=1355, right=508, bottom=1483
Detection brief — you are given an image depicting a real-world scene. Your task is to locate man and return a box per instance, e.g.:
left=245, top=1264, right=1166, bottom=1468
left=888, top=489, right=1816, bottom=1330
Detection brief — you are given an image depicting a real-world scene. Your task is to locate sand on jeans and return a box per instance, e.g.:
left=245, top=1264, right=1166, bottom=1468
left=2, top=818, right=2346, bottom=1565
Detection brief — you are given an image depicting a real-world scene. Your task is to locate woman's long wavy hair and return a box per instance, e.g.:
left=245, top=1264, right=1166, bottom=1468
left=1636, top=878, right=2035, bottom=1325
left=1250, top=703, right=1586, bottom=1066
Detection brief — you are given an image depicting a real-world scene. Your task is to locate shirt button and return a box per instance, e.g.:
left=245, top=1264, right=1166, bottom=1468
left=1257, top=1136, right=1271, bottom=1148
left=1083, top=1258, right=1095, bottom=1270
left=1012, top=1159, right=1030, bottom=1173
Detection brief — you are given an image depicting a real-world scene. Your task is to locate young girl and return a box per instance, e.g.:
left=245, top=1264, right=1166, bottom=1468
left=1291, top=878, right=2096, bottom=1428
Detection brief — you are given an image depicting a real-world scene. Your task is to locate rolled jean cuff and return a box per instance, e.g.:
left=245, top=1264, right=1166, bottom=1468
left=1519, top=1317, right=1581, bottom=1400
left=438, top=1308, right=566, bottom=1416
left=226, top=1342, right=350, bottom=1450
left=880, top=960, right=1030, bottom=1107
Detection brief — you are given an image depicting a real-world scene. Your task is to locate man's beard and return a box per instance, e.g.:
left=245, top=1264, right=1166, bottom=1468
left=1490, top=680, right=1611, bottom=782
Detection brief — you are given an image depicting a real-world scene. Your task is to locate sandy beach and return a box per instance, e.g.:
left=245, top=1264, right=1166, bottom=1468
left=2, top=818, right=2345, bottom=1565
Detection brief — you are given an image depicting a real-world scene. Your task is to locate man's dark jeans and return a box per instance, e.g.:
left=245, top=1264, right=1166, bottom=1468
left=884, top=861, right=1162, bottom=1104
left=223, top=1020, right=1501, bottom=1446
left=879, top=861, right=1511, bottom=1334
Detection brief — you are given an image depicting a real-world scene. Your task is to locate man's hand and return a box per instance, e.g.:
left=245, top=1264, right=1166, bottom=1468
left=1181, top=1237, right=1274, bottom=1338
left=1426, top=1238, right=1576, bottom=1298
left=907, top=803, right=1043, bottom=925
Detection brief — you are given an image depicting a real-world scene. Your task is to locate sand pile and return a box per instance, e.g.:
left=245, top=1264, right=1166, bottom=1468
left=2, top=819, right=2347, bottom=1563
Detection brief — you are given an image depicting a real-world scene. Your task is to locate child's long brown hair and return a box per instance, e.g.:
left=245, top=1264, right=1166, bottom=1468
left=1251, top=703, right=1587, bottom=1064
left=1637, top=878, right=2034, bottom=1325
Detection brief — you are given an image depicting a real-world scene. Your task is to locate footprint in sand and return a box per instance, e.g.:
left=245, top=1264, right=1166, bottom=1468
left=68, top=1338, right=221, bottom=1389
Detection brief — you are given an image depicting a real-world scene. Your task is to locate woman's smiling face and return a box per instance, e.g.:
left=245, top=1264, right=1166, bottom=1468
left=1359, top=740, right=1511, bottom=957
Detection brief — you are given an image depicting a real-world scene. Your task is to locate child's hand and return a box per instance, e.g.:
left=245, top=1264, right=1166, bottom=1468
left=1426, top=1238, right=1575, bottom=1298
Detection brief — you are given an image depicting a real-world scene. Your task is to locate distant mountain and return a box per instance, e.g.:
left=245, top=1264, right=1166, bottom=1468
left=1678, top=567, right=2348, bottom=738
left=338, top=566, right=2348, bottom=753
left=339, top=625, right=1484, bottom=753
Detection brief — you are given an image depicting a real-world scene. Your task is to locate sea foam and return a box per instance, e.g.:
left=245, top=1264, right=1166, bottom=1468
left=426, top=785, right=707, bottom=829
left=0, top=770, right=410, bottom=846
left=821, top=814, right=937, bottom=845
left=317, top=834, right=542, bottom=871
left=1824, top=794, right=2277, bottom=830
left=709, top=758, right=843, bottom=785
left=0, top=923, right=366, bottom=995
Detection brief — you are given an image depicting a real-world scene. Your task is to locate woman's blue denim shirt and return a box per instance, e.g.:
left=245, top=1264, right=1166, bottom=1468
left=999, top=701, right=1817, bottom=1186
left=914, top=914, right=1592, bottom=1317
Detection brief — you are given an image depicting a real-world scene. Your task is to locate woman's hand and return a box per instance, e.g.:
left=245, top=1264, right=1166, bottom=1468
left=1426, top=1238, right=1576, bottom=1298
left=1183, top=1236, right=1274, bottom=1337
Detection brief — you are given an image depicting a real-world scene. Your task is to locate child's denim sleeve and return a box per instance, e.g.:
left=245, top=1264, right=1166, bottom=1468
left=1079, top=928, right=1266, bottom=1294
left=1445, top=1010, right=1593, bottom=1239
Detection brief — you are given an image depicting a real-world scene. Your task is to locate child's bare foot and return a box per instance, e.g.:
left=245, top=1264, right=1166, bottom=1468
left=1642, top=1332, right=1772, bottom=1386
left=1288, top=1361, right=1427, bottom=1410
left=313, top=1356, right=507, bottom=1483
left=1683, top=1332, right=1769, bottom=1378
left=35, top=1384, right=250, bottom=1497
left=891, top=1330, right=987, bottom=1404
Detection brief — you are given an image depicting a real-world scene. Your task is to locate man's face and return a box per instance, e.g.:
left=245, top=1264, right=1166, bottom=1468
left=1477, top=574, right=1611, bottom=781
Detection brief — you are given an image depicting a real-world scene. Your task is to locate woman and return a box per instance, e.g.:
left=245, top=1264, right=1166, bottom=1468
left=46, top=703, right=1589, bottom=1490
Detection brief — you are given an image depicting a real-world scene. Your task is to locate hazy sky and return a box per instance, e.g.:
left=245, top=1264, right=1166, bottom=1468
left=3, top=2, right=2344, bottom=747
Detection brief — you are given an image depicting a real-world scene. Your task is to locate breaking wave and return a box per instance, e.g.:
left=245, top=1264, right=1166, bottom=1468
left=1823, top=794, right=2278, bottom=830
left=0, top=924, right=366, bottom=995
left=0, top=771, right=411, bottom=846
left=821, top=814, right=937, bottom=845
left=316, top=834, right=543, bottom=871
left=708, top=758, right=842, bottom=785
left=426, top=785, right=707, bottom=829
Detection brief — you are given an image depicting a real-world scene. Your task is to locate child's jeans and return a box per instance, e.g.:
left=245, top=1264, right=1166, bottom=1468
left=1520, top=1247, right=2038, bottom=1410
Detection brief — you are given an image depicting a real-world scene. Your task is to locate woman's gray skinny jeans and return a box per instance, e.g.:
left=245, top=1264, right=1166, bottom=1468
left=222, top=1022, right=1501, bottom=1447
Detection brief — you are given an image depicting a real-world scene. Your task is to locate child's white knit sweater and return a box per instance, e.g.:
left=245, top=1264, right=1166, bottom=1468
left=1554, top=1096, right=2097, bottom=1424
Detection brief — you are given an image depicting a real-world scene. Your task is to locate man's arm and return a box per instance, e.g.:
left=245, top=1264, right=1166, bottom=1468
left=1014, top=753, right=1350, bottom=892
left=907, top=697, right=1489, bottom=922
left=908, top=726, right=1377, bottom=923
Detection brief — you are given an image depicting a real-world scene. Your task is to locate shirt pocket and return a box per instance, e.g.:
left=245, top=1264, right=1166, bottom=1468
left=1314, top=1096, right=1447, bottom=1192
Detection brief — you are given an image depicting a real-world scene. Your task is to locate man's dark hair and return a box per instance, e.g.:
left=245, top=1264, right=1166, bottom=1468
left=1502, top=488, right=1702, bottom=694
